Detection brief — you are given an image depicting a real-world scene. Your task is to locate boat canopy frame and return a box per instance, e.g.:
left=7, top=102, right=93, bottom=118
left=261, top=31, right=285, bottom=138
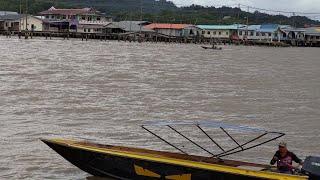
left=141, top=120, right=285, bottom=158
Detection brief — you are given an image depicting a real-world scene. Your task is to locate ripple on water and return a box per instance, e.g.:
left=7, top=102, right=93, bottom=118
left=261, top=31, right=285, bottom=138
left=0, top=37, right=320, bottom=179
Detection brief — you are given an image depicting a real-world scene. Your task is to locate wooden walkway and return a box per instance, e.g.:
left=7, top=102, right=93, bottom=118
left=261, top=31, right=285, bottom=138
left=1, top=30, right=318, bottom=47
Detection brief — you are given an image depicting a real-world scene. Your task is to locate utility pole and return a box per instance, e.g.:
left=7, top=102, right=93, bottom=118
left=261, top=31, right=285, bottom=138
left=19, top=0, right=22, bottom=32
left=24, top=0, right=29, bottom=39
left=246, top=5, right=249, bottom=39
left=279, top=13, right=282, bottom=25
left=292, top=12, right=296, bottom=28
left=246, top=6, right=249, bottom=26
left=237, top=4, right=241, bottom=23
left=25, top=0, right=28, bottom=31
left=139, top=0, right=142, bottom=34
left=140, top=0, right=143, bottom=21
left=237, top=3, right=240, bottom=36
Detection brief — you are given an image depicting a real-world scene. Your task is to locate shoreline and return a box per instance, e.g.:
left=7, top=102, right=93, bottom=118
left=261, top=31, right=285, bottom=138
left=0, top=30, right=318, bottom=48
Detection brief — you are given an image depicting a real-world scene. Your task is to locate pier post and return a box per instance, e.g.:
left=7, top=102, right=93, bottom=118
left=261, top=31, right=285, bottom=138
left=25, top=32, right=29, bottom=39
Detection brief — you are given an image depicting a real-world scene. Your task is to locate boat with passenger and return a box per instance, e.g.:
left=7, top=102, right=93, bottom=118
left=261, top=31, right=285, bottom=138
left=42, top=120, right=320, bottom=180
left=201, top=46, right=222, bottom=50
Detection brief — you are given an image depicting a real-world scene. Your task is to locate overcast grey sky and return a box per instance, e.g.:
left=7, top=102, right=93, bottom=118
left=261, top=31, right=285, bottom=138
left=171, top=0, right=320, bottom=19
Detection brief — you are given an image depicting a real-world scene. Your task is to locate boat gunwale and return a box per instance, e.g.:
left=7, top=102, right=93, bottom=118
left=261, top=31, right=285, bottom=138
left=42, top=138, right=308, bottom=180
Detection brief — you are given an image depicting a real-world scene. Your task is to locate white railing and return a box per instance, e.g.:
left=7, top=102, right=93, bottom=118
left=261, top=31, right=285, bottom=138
left=78, top=20, right=109, bottom=25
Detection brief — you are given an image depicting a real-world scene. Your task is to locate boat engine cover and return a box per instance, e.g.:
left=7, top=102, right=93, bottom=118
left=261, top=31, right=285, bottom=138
left=302, top=156, right=320, bottom=178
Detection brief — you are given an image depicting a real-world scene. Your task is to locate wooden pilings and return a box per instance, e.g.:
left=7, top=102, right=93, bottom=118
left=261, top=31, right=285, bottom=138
left=1, top=30, right=319, bottom=47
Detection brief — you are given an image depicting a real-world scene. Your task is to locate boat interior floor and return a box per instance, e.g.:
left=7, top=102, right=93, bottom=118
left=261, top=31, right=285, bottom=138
left=59, top=139, right=269, bottom=169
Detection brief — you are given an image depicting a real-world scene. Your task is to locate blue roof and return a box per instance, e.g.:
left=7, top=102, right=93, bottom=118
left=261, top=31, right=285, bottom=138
left=257, top=24, right=279, bottom=33
left=238, top=24, right=283, bottom=33
left=198, top=24, right=295, bottom=33
left=239, top=25, right=261, bottom=31
left=197, top=24, right=245, bottom=30
left=260, top=24, right=278, bottom=29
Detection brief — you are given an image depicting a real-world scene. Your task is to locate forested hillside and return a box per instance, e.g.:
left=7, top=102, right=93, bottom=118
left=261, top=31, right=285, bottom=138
left=0, top=0, right=319, bottom=27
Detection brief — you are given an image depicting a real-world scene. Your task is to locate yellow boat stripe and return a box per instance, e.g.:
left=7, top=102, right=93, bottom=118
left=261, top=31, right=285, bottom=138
left=134, top=164, right=161, bottom=178
left=165, top=174, right=192, bottom=180
left=48, top=139, right=307, bottom=180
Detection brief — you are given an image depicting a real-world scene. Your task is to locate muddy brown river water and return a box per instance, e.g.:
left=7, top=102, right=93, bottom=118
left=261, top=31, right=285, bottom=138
left=0, top=36, right=319, bottom=179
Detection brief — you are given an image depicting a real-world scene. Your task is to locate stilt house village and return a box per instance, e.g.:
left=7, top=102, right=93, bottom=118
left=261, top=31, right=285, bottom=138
left=1, top=6, right=320, bottom=46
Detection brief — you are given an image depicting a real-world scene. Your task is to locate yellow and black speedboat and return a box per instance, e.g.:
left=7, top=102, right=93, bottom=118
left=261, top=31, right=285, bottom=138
left=42, top=121, right=319, bottom=180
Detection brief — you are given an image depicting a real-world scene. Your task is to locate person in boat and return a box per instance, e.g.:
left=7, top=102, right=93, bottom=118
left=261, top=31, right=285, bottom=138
left=270, top=141, right=303, bottom=174
left=211, top=43, right=218, bottom=49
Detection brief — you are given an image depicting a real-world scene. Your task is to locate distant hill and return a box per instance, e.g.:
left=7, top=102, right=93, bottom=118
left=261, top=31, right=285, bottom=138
left=0, top=0, right=319, bottom=27
left=160, top=5, right=320, bottom=27
left=0, top=0, right=177, bottom=14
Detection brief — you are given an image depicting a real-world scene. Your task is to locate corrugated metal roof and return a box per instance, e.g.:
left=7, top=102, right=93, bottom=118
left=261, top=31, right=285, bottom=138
left=279, top=25, right=292, bottom=29
left=120, top=21, right=150, bottom=26
left=304, top=27, right=320, bottom=35
left=78, top=24, right=105, bottom=29
left=239, top=25, right=261, bottom=31
left=0, top=14, right=23, bottom=21
left=105, top=21, right=154, bottom=32
left=280, top=27, right=305, bottom=33
left=40, top=7, right=101, bottom=16
left=145, top=23, right=192, bottom=30
left=197, top=24, right=245, bottom=30
left=0, top=11, right=18, bottom=16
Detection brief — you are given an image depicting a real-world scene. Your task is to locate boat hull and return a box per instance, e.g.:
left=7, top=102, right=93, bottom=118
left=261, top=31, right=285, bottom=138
left=42, top=139, right=307, bottom=180
left=201, top=46, right=222, bottom=50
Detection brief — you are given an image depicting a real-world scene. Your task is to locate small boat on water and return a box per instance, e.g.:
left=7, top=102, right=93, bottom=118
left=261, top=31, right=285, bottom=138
left=201, top=46, right=222, bottom=50
left=42, top=120, right=320, bottom=180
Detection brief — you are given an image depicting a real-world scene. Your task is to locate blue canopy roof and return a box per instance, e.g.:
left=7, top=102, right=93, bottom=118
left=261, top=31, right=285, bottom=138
left=143, top=120, right=267, bottom=133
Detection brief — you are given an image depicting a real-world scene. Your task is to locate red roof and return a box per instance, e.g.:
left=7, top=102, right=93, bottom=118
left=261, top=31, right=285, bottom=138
left=144, top=23, right=192, bottom=30
left=40, top=7, right=97, bottom=16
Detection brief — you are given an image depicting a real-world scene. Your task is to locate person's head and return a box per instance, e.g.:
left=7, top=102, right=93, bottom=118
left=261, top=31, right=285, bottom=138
left=278, top=141, right=288, bottom=154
